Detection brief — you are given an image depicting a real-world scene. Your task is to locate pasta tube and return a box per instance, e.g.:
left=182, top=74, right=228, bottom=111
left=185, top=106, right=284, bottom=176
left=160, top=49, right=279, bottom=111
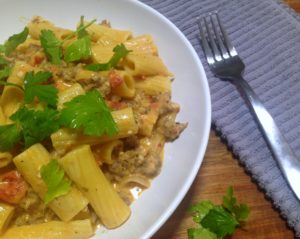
left=0, top=152, right=12, bottom=168
left=16, top=38, right=41, bottom=52
left=51, top=107, right=138, bottom=154
left=12, top=144, right=89, bottom=222
left=0, top=219, right=94, bottom=239
left=93, top=140, right=123, bottom=164
left=139, top=110, right=159, bottom=136
left=0, top=203, right=14, bottom=234
left=124, top=54, right=172, bottom=77
left=58, top=145, right=131, bottom=229
left=86, top=23, right=131, bottom=44
left=75, top=69, right=98, bottom=81
left=110, top=71, right=135, bottom=98
left=91, top=45, right=114, bottom=63
left=27, top=16, right=72, bottom=40
left=135, top=75, right=171, bottom=95
left=124, top=34, right=158, bottom=55
left=0, top=62, right=33, bottom=118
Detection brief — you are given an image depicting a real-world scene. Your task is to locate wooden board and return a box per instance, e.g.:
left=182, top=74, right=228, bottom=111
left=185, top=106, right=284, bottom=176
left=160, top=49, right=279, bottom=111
left=153, top=131, right=294, bottom=238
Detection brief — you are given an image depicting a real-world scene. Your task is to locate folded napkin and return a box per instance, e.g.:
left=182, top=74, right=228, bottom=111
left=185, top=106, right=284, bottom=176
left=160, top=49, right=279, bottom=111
left=141, top=0, right=300, bottom=236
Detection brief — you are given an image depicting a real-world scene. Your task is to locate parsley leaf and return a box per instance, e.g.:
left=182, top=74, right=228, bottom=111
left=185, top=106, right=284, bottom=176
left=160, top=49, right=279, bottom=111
left=77, top=16, right=89, bottom=39
left=222, top=186, right=236, bottom=212
left=40, top=30, right=62, bottom=65
left=0, top=124, right=22, bottom=151
left=85, top=43, right=131, bottom=71
left=64, top=36, right=92, bottom=62
left=0, top=56, right=9, bottom=66
left=201, top=206, right=239, bottom=238
left=23, top=71, right=58, bottom=107
left=63, top=18, right=96, bottom=42
left=187, top=227, right=218, bottom=239
left=188, top=186, right=250, bottom=239
left=189, top=201, right=214, bottom=224
left=63, top=17, right=94, bottom=63
left=223, top=186, right=250, bottom=222
left=10, top=106, right=60, bottom=148
left=41, top=160, right=71, bottom=205
left=0, top=67, right=11, bottom=81
left=109, top=44, right=132, bottom=67
left=3, top=27, right=29, bottom=56
left=60, top=90, right=118, bottom=136
left=85, top=62, right=110, bottom=71
left=40, top=18, right=96, bottom=64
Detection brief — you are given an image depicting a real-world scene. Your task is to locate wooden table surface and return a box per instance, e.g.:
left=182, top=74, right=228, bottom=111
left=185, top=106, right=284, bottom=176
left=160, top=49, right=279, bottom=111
left=153, top=1, right=300, bottom=239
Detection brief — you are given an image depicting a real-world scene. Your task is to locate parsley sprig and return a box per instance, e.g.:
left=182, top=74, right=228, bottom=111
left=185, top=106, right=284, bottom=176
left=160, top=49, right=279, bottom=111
left=0, top=71, right=58, bottom=106
left=188, top=186, right=250, bottom=239
left=41, top=160, right=71, bottom=205
left=63, top=16, right=93, bottom=62
left=0, top=27, right=29, bottom=56
left=23, top=71, right=58, bottom=107
left=60, top=90, right=118, bottom=136
left=40, top=17, right=96, bottom=64
left=11, top=106, right=61, bottom=148
left=0, top=106, right=60, bottom=151
left=64, top=36, right=91, bottom=63
left=40, top=29, right=62, bottom=65
left=0, top=70, right=118, bottom=151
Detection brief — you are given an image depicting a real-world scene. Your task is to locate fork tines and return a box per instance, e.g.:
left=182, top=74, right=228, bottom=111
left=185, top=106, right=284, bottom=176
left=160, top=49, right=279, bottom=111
left=197, top=13, right=237, bottom=63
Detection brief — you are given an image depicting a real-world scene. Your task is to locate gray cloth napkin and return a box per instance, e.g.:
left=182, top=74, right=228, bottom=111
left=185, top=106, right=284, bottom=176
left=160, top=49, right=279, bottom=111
left=141, top=0, right=300, bottom=236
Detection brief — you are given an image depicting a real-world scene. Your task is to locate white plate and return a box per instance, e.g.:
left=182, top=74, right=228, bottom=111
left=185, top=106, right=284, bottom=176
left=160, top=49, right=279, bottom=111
left=0, top=0, right=211, bottom=238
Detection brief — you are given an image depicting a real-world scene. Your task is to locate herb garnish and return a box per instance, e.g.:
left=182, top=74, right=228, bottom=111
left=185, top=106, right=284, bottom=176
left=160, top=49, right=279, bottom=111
left=41, top=160, right=71, bottom=205
left=23, top=71, right=58, bottom=107
left=40, top=29, right=62, bottom=65
left=188, top=186, right=250, bottom=239
left=60, top=90, right=118, bottom=136
left=1, top=27, right=28, bottom=56
left=40, top=17, right=96, bottom=64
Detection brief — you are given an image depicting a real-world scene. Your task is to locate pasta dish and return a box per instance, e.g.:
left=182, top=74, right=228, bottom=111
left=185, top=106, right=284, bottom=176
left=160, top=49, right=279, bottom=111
left=0, top=16, right=187, bottom=238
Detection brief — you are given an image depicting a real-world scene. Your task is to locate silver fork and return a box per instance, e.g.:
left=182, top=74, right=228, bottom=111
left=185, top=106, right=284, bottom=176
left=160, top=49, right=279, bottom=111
left=198, top=12, right=300, bottom=201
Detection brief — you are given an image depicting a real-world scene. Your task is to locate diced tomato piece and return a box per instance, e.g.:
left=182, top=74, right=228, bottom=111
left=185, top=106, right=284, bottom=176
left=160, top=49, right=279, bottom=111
left=33, top=55, right=44, bottom=66
left=108, top=70, right=123, bottom=88
left=0, top=170, right=28, bottom=204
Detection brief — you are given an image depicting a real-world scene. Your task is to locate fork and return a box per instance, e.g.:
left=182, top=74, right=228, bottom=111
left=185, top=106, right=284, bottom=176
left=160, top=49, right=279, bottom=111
left=198, top=12, right=300, bottom=201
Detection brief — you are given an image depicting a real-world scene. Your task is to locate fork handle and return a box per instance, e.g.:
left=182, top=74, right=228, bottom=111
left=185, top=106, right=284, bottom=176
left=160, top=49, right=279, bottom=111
left=233, top=76, right=300, bottom=199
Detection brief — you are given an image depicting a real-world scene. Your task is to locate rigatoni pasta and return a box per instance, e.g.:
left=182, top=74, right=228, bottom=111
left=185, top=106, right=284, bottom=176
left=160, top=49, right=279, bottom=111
left=12, top=144, right=89, bottom=222
left=0, top=203, right=14, bottom=234
left=0, top=152, right=13, bottom=168
left=0, top=219, right=94, bottom=239
left=0, top=62, right=32, bottom=118
left=51, top=107, right=139, bottom=154
left=58, top=145, right=131, bottom=229
left=0, top=16, right=187, bottom=238
left=135, top=75, right=171, bottom=95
